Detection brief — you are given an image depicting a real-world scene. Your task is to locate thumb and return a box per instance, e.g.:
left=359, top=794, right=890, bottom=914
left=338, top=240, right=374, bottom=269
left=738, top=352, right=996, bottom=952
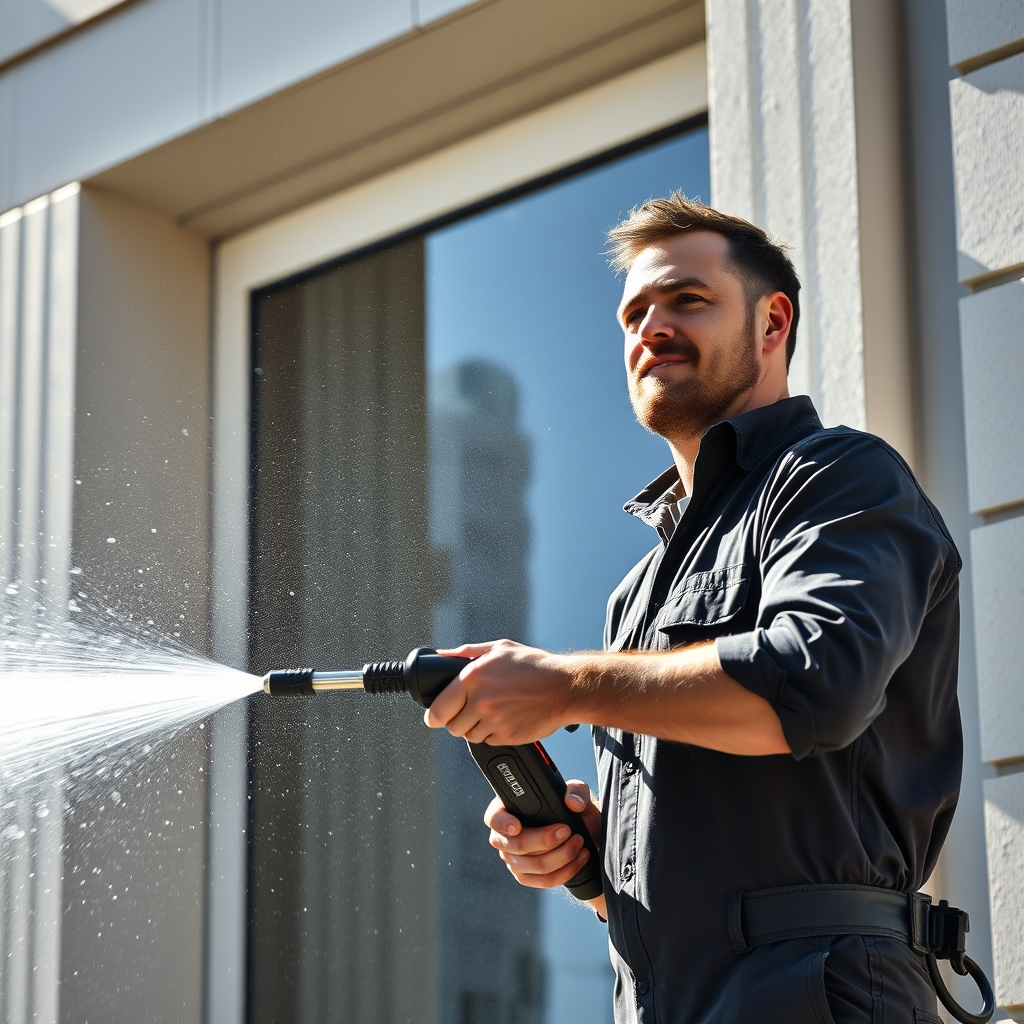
left=564, top=780, right=601, bottom=849
left=564, top=780, right=593, bottom=813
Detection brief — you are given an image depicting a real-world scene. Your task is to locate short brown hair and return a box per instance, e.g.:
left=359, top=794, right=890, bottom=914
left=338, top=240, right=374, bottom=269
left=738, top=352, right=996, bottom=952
left=607, top=192, right=801, bottom=368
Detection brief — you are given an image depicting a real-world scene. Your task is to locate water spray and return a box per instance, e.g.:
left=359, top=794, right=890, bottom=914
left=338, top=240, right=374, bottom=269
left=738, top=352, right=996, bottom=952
left=263, top=646, right=603, bottom=902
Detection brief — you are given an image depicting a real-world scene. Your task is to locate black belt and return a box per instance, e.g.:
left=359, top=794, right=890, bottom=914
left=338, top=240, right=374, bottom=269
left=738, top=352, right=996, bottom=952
left=728, top=884, right=994, bottom=1024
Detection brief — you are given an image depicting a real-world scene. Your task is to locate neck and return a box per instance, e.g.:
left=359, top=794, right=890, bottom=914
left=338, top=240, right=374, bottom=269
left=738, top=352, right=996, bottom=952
left=667, top=380, right=790, bottom=494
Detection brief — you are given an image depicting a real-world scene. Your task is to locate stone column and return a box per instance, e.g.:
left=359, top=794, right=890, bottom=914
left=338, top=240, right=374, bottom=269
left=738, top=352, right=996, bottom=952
left=706, top=0, right=915, bottom=463
left=0, top=182, right=79, bottom=1024
left=947, top=2, right=1024, bottom=1016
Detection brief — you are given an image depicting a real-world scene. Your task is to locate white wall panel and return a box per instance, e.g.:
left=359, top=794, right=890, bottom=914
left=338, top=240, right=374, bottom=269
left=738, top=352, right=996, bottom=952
left=216, top=0, right=412, bottom=114
left=946, top=0, right=1024, bottom=70
left=971, top=516, right=1024, bottom=765
left=0, top=0, right=483, bottom=214
left=960, top=279, right=1024, bottom=514
left=707, top=0, right=864, bottom=431
left=949, top=52, right=1024, bottom=284
left=984, top=772, right=1024, bottom=1014
left=10, top=0, right=204, bottom=206
left=416, top=0, right=473, bottom=23
left=0, top=0, right=130, bottom=66
left=0, top=74, right=14, bottom=212
left=0, top=185, right=79, bottom=614
left=0, top=209, right=19, bottom=582
left=0, top=182, right=78, bottom=1024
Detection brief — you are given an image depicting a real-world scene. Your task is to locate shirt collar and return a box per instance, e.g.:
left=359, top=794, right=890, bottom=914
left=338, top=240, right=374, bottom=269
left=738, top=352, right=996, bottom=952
left=623, top=396, right=823, bottom=526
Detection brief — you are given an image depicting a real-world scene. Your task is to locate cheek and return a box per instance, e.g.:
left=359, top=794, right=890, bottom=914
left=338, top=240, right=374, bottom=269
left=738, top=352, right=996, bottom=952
left=624, top=335, right=642, bottom=371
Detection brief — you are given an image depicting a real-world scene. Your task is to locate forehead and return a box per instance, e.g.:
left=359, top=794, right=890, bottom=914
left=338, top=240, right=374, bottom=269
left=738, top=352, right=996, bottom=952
left=621, top=230, right=733, bottom=298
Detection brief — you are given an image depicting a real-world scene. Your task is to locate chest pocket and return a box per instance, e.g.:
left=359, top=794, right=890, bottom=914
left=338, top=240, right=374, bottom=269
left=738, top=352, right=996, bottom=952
left=655, top=563, right=750, bottom=636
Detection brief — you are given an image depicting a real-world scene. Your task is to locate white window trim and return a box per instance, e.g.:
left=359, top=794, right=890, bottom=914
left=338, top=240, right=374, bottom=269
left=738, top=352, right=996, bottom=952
left=212, top=42, right=706, bottom=664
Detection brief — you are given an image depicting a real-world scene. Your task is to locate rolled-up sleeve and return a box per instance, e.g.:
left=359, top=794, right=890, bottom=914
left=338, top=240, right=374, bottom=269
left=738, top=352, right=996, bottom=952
left=716, top=435, right=959, bottom=760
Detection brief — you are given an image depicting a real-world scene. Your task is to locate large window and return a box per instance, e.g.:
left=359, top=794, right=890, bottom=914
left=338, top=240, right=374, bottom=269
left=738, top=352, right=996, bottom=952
left=248, top=123, right=709, bottom=1024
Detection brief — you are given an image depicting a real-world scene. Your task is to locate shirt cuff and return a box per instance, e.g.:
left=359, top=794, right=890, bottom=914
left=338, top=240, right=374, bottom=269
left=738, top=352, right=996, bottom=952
left=715, top=632, right=816, bottom=760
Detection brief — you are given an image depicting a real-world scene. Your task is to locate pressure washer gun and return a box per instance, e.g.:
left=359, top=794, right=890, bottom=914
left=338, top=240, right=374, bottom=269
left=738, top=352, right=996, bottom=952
left=262, top=646, right=603, bottom=902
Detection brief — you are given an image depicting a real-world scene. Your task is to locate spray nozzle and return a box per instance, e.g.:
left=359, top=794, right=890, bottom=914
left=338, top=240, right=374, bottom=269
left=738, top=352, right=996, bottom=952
left=261, top=648, right=467, bottom=706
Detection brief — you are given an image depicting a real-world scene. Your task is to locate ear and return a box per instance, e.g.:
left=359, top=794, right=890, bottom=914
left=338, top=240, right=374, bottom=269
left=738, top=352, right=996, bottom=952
left=760, top=292, right=793, bottom=358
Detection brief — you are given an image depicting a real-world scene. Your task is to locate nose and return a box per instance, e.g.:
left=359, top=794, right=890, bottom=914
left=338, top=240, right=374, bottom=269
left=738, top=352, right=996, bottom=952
left=638, top=304, right=675, bottom=343
left=626, top=304, right=676, bottom=371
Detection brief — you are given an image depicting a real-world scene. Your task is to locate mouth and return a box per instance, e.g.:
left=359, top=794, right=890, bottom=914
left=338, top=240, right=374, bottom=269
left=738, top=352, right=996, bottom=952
left=637, top=354, right=694, bottom=379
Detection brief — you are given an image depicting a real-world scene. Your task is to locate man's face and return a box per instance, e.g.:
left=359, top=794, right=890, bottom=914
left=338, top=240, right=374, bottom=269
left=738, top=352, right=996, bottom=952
left=617, top=231, right=762, bottom=444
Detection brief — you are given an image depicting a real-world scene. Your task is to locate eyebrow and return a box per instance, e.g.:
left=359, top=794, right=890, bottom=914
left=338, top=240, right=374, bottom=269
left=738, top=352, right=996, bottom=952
left=618, top=276, right=714, bottom=320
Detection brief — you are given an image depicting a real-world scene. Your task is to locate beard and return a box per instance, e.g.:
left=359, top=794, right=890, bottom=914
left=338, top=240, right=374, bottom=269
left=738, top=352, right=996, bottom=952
left=628, top=322, right=762, bottom=442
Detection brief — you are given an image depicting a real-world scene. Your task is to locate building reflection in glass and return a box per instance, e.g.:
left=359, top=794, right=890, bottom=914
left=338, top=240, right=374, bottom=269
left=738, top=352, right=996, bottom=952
left=429, top=359, right=543, bottom=1024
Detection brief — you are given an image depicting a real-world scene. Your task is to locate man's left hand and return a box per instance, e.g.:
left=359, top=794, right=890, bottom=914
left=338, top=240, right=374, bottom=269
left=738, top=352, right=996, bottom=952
left=425, top=639, right=573, bottom=745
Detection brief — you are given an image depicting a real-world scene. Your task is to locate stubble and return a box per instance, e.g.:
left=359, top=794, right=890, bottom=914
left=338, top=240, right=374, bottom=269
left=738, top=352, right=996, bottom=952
left=628, top=321, right=761, bottom=443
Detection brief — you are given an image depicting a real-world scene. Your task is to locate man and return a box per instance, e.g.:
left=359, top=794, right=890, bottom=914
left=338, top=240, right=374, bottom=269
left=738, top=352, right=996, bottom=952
left=425, top=195, right=962, bottom=1023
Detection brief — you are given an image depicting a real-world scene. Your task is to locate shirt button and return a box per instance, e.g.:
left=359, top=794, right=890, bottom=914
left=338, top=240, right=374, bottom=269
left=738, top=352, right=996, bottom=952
left=637, top=981, right=649, bottom=995
left=622, top=862, right=634, bottom=881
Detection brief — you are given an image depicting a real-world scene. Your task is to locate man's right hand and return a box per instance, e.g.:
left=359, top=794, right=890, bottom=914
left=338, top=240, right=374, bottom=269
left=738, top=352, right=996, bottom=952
left=484, top=780, right=606, bottom=918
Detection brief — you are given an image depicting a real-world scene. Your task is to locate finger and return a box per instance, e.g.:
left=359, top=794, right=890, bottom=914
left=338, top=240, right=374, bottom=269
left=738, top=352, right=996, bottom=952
left=489, top=822, right=574, bottom=856
left=483, top=798, right=521, bottom=837
left=503, top=846, right=592, bottom=890
left=441, top=702, right=483, bottom=740
left=423, top=676, right=467, bottom=729
left=500, top=834, right=585, bottom=876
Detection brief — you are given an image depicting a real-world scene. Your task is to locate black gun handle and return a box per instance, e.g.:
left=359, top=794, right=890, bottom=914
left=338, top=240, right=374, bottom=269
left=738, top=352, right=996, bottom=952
left=403, top=648, right=603, bottom=901
left=467, top=739, right=603, bottom=902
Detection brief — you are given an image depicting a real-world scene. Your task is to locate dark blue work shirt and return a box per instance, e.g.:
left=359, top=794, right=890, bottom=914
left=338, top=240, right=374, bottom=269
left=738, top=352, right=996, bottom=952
left=595, top=396, right=962, bottom=1024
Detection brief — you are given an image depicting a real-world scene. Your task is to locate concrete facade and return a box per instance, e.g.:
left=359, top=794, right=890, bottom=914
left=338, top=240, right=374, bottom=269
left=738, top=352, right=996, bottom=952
left=947, top=0, right=1024, bottom=1016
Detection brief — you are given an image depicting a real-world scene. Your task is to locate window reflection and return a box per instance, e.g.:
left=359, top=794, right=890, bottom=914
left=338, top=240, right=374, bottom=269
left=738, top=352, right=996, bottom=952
left=430, top=361, right=539, bottom=1024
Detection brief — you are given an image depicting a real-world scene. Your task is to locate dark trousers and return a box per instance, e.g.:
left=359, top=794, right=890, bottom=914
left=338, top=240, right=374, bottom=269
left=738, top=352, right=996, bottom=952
left=692, top=935, right=940, bottom=1024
